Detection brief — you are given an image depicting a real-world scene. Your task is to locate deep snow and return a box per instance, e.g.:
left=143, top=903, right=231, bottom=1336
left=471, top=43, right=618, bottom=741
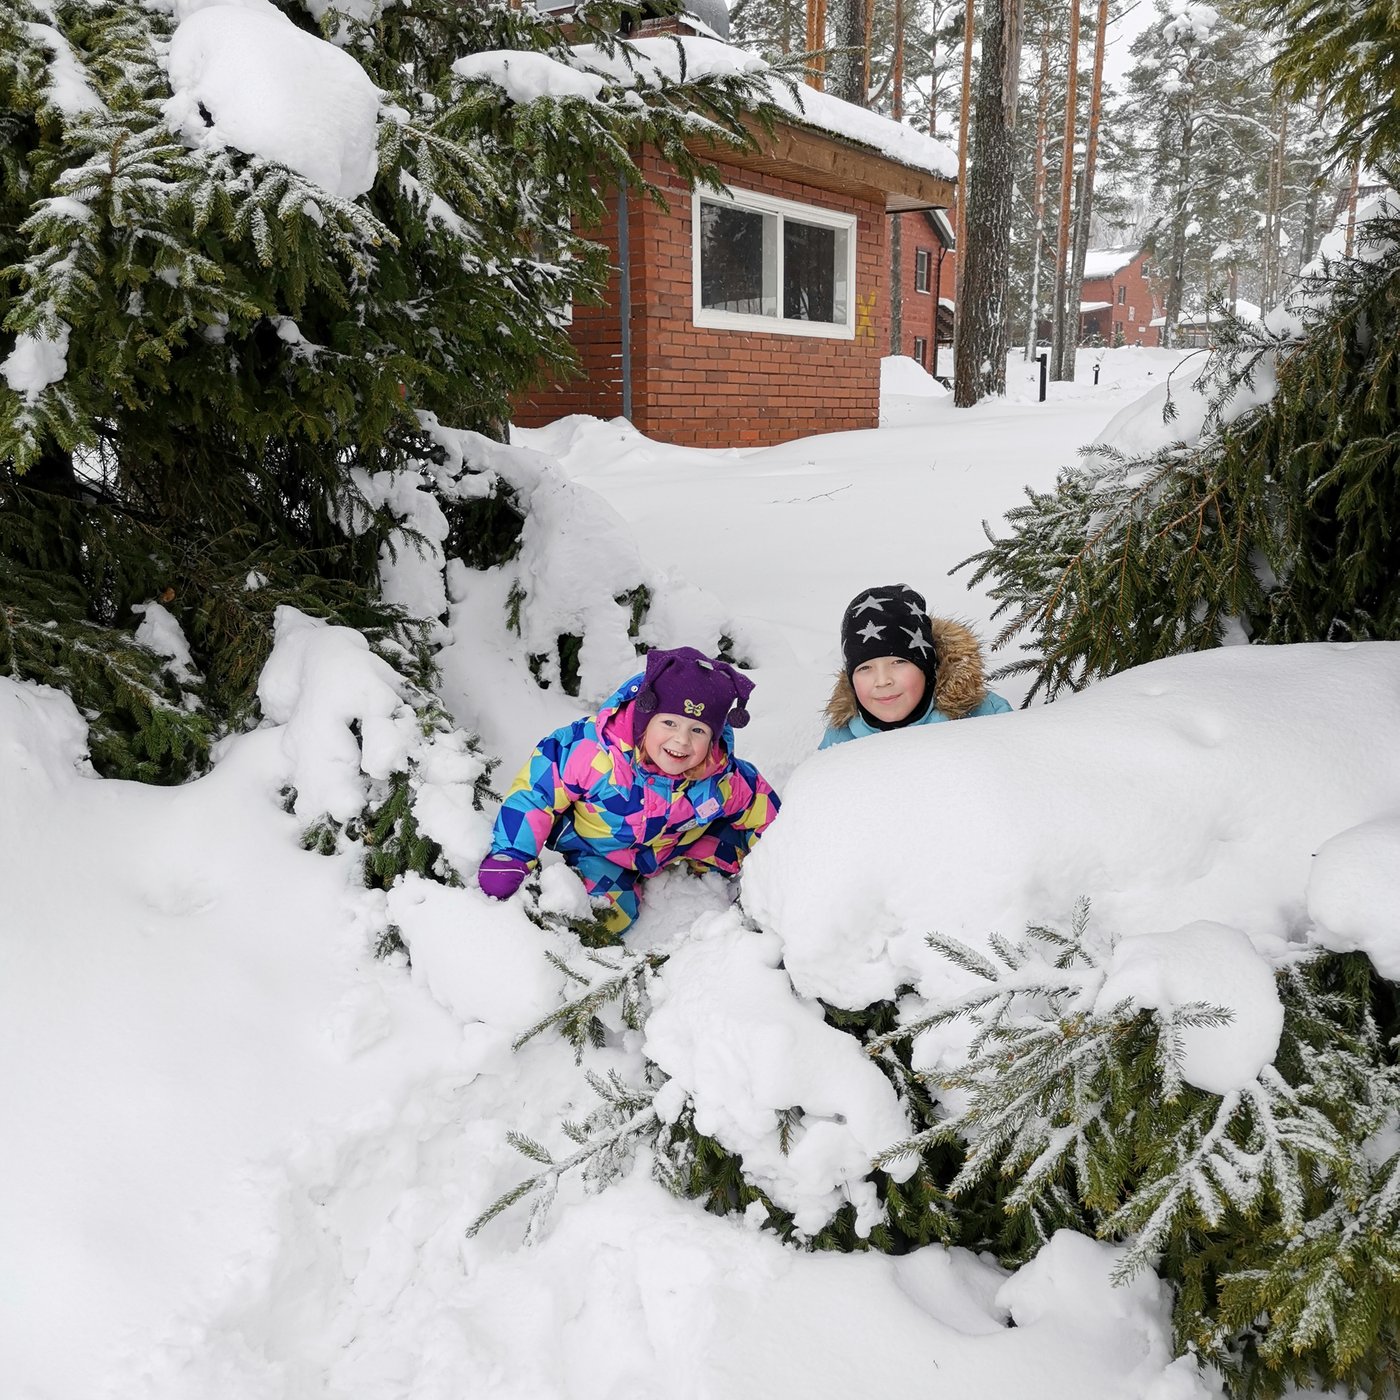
left=3, top=347, right=1383, bottom=1400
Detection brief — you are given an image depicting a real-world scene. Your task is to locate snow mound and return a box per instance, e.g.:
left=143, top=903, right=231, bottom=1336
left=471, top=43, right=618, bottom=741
left=742, top=643, right=1400, bottom=1079
left=881, top=353, right=948, bottom=398
left=165, top=0, right=380, bottom=199
left=448, top=1174, right=1212, bottom=1400
left=646, top=911, right=915, bottom=1235
left=1095, top=922, right=1284, bottom=1094
left=1307, top=815, right=1400, bottom=979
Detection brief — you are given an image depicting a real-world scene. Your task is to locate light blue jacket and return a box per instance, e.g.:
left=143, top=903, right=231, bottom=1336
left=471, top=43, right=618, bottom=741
left=818, top=615, right=1013, bottom=749
left=819, top=690, right=1011, bottom=748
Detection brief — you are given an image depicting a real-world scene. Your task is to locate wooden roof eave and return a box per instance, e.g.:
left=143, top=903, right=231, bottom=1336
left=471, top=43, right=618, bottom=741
left=686, top=114, right=955, bottom=214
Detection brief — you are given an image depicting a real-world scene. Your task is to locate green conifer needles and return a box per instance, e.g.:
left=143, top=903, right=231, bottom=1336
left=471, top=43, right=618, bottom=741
left=1, top=0, right=782, bottom=777
left=961, top=230, right=1400, bottom=701
left=887, top=908, right=1400, bottom=1397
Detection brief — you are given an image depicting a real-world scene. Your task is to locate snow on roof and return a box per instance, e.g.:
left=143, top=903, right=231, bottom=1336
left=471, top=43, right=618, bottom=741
left=925, top=207, right=955, bottom=245
left=1177, top=299, right=1263, bottom=327
left=1079, top=300, right=1112, bottom=313
left=456, top=36, right=956, bottom=182
left=1081, top=247, right=1139, bottom=280
left=779, top=76, right=956, bottom=180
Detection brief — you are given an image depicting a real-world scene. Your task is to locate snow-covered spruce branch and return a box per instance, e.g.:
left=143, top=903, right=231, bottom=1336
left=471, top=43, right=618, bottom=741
left=466, top=1077, right=661, bottom=1244
left=513, top=944, right=669, bottom=1059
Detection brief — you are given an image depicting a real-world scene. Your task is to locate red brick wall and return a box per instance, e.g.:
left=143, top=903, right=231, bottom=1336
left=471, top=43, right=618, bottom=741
left=1081, top=251, right=1160, bottom=346
left=513, top=151, right=890, bottom=447
left=892, top=210, right=954, bottom=376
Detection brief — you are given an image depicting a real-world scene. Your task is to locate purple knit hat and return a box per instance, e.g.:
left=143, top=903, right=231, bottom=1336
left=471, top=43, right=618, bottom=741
left=633, top=646, right=754, bottom=735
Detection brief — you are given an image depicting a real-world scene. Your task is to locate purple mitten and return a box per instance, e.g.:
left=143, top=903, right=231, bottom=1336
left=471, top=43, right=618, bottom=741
left=476, top=854, right=530, bottom=900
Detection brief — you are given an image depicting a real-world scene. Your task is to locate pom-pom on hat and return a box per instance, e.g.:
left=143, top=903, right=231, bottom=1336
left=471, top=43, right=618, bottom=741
left=633, top=646, right=754, bottom=736
left=840, top=584, right=938, bottom=729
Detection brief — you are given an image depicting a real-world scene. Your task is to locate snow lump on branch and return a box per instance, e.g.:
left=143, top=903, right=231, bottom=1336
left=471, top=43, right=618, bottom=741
left=164, top=0, right=380, bottom=199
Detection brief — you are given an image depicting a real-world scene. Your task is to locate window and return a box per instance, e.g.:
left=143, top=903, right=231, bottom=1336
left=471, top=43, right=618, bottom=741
left=1128, top=304, right=1136, bottom=322
left=912, top=336, right=927, bottom=365
left=693, top=187, right=857, bottom=339
left=1116, top=285, right=1126, bottom=305
left=915, top=248, right=931, bottom=293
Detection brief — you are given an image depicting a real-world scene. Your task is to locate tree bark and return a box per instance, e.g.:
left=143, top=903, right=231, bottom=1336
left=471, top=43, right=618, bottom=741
left=1049, top=0, right=1080, bottom=381
left=1160, top=107, right=1196, bottom=348
left=953, top=0, right=1022, bottom=406
left=828, top=0, right=869, bottom=104
left=806, top=0, right=828, bottom=88
left=1024, top=16, right=1052, bottom=358
left=952, top=0, right=974, bottom=367
left=1063, top=0, right=1107, bottom=380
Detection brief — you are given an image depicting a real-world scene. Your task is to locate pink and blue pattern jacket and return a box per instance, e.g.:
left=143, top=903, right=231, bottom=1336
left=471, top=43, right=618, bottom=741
left=487, top=674, right=780, bottom=884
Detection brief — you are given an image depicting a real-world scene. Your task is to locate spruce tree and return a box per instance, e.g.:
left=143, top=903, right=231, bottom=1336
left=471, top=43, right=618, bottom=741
left=0, top=0, right=782, bottom=777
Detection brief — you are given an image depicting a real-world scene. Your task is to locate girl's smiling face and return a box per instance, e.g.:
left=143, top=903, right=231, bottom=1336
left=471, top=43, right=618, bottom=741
left=640, top=712, right=713, bottom=776
left=852, top=655, right=926, bottom=724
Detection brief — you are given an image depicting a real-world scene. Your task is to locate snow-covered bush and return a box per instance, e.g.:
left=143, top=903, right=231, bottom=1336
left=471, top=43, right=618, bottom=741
left=0, top=0, right=781, bottom=778
left=962, top=195, right=1400, bottom=701
left=479, top=640, right=1400, bottom=1398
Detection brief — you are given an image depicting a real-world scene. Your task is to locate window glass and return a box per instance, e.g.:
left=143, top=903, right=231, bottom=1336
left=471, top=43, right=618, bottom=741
left=699, top=201, right=777, bottom=317
left=781, top=219, right=847, bottom=323
left=915, top=249, right=930, bottom=292
left=913, top=336, right=927, bottom=365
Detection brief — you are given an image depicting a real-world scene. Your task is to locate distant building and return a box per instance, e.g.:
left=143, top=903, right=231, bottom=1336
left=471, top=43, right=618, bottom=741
left=1152, top=299, right=1263, bottom=348
left=891, top=208, right=956, bottom=379
left=1038, top=247, right=1161, bottom=347
left=1079, top=248, right=1159, bottom=345
left=511, top=8, right=956, bottom=446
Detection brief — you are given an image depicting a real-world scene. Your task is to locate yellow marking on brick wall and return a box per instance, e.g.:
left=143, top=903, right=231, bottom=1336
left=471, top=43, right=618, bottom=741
left=856, top=292, right=877, bottom=342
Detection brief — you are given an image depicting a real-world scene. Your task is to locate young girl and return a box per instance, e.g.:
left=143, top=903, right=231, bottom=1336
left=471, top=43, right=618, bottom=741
left=477, top=646, right=779, bottom=933
left=820, top=583, right=1011, bottom=748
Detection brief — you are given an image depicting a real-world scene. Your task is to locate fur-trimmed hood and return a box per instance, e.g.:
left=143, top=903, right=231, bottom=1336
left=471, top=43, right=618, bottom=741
left=824, top=616, right=992, bottom=729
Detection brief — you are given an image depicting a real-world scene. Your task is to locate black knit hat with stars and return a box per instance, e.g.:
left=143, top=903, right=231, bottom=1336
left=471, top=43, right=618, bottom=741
left=840, top=583, right=938, bottom=730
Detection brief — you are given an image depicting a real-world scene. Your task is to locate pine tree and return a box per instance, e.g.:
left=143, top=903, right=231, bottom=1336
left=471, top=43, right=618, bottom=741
left=0, top=0, right=782, bottom=777
left=952, top=0, right=1021, bottom=405
left=955, top=0, right=1400, bottom=693
left=1119, top=0, right=1277, bottom=343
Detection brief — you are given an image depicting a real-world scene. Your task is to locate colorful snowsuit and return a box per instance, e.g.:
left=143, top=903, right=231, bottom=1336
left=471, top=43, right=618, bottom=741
left=487, top=675, right=779, bottom=932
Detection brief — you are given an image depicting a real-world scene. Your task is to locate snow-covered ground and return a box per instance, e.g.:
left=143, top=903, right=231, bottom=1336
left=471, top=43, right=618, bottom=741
left=5, top=346, right=1388, bottom=1400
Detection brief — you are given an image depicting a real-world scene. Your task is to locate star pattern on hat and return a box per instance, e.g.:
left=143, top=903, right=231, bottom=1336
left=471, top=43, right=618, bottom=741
left=902, top=625, right=933, bottom=655
left=851, top=593, right=887, bottom=614
left=857, top=621, right=885, bottom=643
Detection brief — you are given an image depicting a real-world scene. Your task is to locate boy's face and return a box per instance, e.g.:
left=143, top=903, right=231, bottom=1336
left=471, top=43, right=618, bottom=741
left=640, top=712, right=713, bottom=776
left=852, top=656, right=926, bottom=724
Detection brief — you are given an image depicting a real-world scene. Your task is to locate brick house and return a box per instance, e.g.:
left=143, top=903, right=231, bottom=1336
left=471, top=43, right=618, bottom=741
left=1078, top=247, right=1159, bottom=346
left=891, top=207, right=956, bottom=378
left=510, top=34, right=956, bottom=447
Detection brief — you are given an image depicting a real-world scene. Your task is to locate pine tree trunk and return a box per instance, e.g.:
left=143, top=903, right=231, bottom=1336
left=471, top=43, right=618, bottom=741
left=1344, top=158, right=1360, bottom=257
left=1298, top=94, right=1326, bottom=264
left=928, top=20, right=938, bottom=135
left=953, top=0, right=1021, bottom=407
left=1049, top=0, right=1080, bottom=381
left=893, top=0, right=905, bottom=119
left=1160, top=110, right=1196, bottom=350
left=952, top=0, right=974, bottom=365
left=1063, top=0, right=1107, bottom=381
left=806, top=0, right=828, bottom=88
left=1024, top=18, right=1052, bottom=359
left=828, top=0, right=869, bottom=103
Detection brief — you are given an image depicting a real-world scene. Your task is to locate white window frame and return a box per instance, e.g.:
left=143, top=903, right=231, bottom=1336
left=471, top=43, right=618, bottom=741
left=912, top=336, right=928, bottom=365
left=692, top=185, right=858, bottom=341
left=915, top=248, right=931, bottom=293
